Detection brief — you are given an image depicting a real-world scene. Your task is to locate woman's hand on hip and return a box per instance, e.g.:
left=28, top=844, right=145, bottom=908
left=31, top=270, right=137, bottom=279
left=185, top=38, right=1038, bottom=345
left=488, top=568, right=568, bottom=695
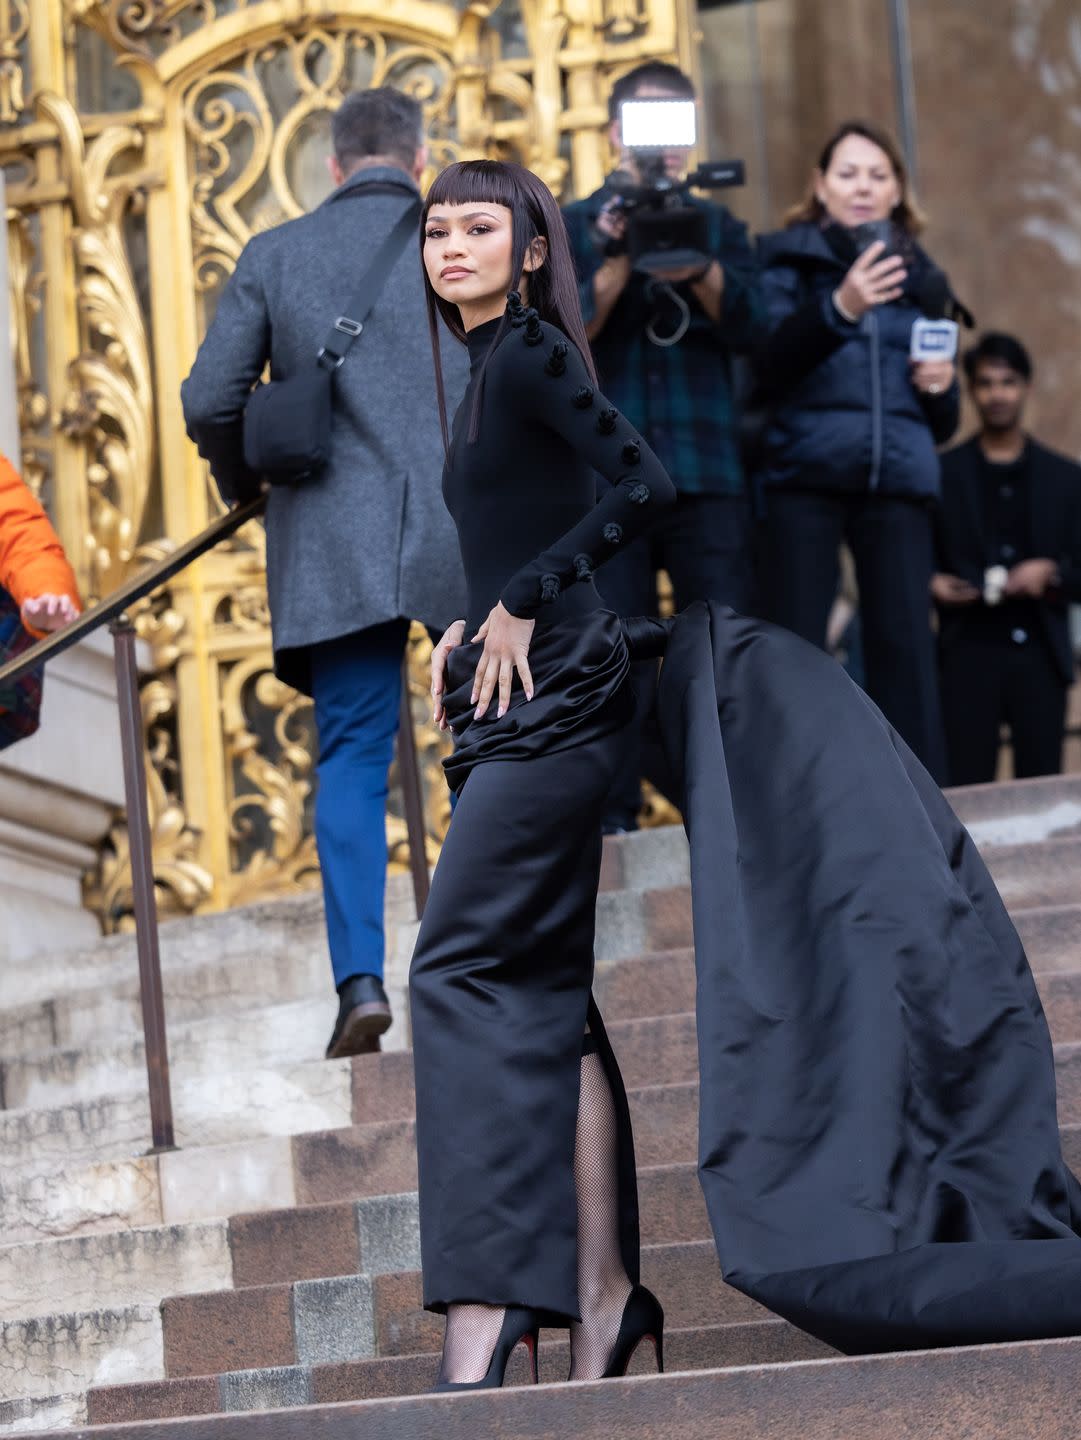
left=471, top=602, right=535, bottom=720
left=834, top=240, right=907, bottom=321
left=431, top=619, right=466, bottom=730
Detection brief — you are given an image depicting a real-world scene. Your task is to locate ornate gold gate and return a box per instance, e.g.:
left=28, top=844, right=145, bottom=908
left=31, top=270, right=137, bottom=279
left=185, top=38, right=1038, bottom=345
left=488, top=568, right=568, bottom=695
left=1, top=0, right=689, bottom=925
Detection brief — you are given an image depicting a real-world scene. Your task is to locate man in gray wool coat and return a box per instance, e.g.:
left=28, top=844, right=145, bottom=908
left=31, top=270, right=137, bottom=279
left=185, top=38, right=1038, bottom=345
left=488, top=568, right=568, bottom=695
left=182, top=88, right=467, bottom=1059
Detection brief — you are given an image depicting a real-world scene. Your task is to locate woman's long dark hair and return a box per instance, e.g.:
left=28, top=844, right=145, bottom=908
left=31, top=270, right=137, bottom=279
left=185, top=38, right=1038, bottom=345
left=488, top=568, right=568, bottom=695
left=784, top=119, right=927, bottom=236
left=420, top=160, right=597, bottom=451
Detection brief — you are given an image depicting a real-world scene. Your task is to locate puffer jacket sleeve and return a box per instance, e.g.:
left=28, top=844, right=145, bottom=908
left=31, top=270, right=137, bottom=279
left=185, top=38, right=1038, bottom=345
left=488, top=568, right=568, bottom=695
left=756, top=239, right=853, bottom=397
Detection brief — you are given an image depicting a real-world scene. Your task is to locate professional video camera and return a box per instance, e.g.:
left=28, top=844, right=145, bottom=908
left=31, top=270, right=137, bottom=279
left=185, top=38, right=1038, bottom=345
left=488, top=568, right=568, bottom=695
left=606, top=97, right=745, bottom=271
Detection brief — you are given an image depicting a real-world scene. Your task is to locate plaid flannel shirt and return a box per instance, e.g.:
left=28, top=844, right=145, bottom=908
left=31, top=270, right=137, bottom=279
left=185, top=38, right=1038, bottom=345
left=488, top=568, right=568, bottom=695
left=562, top=182, right=766, bottom=497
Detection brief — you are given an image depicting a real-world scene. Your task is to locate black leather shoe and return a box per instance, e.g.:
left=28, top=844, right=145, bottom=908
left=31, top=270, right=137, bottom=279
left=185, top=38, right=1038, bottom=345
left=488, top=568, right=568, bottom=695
left=325, top=974, right=393, bottom=1059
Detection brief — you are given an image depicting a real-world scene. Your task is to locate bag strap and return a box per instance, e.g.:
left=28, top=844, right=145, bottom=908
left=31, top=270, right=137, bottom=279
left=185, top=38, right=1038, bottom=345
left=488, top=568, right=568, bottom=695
left=316, top=199, right=422, bottom=372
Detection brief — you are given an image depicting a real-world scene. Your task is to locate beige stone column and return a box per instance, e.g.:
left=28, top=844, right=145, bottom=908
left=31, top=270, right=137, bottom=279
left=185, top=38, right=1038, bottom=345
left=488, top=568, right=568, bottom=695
left=0, top=170, right=19, bottom=469
left=0, top=632, right=128, bottom=962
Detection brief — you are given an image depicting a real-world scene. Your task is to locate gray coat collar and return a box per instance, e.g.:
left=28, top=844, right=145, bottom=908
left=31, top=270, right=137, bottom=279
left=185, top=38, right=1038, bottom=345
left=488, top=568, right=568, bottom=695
left=323, top=164, right=419, bottom=206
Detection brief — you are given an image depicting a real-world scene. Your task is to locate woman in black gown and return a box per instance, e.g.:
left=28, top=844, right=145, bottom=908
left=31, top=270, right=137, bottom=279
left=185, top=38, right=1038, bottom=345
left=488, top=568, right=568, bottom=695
left=411, top=160, right=674, bottom=1388
left=411, top=159, right=1081, bottom=1390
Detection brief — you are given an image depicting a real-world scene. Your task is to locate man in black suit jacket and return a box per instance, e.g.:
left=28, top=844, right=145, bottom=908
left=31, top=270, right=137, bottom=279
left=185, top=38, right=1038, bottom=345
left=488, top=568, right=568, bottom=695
left=933, top=333, right=1081, bottom=785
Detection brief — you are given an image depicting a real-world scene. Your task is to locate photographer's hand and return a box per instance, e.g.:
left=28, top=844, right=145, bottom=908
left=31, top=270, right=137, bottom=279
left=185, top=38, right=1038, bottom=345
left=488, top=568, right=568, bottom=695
left=587, top=201, right=633, bottom=341
left=689, top=259, right=725, bottom=324
left=834, top=240, right=907, bottom=322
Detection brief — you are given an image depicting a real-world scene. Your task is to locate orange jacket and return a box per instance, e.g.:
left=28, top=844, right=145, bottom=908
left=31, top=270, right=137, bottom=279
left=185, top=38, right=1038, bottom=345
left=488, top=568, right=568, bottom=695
left=0, top=454, right=81, bottom=633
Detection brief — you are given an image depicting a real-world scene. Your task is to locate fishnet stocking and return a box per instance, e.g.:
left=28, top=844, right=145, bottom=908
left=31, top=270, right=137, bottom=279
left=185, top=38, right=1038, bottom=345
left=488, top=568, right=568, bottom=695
left=569, top=1044, right=633, bottom=1381
left=438, top=1304, right=507, bottom=1384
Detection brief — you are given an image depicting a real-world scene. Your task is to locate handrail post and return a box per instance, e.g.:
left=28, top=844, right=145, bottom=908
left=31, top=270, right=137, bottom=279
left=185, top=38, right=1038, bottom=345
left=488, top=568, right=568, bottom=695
left=398, top=661, right=430, bottom=919
left=112, top=616, right=176, bottom=1152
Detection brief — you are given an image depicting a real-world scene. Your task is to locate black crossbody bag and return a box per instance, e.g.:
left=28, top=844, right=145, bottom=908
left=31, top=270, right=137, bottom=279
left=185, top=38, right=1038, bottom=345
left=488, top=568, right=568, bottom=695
left=243, top=197, right=422, bottom=485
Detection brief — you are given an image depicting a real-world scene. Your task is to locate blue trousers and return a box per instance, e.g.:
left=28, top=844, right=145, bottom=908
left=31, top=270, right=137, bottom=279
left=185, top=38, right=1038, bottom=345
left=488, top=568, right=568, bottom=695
left=310, top=620, right=410, bottom=989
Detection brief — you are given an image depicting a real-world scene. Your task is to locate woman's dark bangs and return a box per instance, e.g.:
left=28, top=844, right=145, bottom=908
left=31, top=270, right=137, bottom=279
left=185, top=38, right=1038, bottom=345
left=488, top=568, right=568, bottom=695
left=424, top=161, right=525, bottom=216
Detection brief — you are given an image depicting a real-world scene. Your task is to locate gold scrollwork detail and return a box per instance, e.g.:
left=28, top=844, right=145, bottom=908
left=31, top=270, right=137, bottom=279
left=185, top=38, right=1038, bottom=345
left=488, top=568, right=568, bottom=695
left=221, top=652, right=322, bottom=904
left=5, top=208, right=50, bottom=499
left=84, top=553, right=213, bottom=930
left=24, top=0, right=688, bottom=931
left=599, top=0, right=649, bottom=41
left=38, top=92, right=158, bottom=598
left=185, top=25, right=461, bottom=292
left=84, top=655, right=215, bottom=933
left=0, top=0, right=28, bottom=124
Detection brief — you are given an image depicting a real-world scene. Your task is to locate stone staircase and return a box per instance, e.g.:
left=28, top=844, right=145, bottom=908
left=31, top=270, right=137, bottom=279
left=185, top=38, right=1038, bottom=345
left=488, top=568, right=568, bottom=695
left=2, top=776, right=1081, bottom=1436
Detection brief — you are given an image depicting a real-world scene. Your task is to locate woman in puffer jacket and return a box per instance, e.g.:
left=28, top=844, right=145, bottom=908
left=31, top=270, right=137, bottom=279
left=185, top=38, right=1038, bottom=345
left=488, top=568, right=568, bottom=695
left=756, top=120, right=961, bottom=781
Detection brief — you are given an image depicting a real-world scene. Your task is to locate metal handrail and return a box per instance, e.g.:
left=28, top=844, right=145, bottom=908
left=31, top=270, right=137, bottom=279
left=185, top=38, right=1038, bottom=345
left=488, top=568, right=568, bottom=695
left=0, top=494, right=432, bottom=1151
left=0, top=495, right=267, bottom=689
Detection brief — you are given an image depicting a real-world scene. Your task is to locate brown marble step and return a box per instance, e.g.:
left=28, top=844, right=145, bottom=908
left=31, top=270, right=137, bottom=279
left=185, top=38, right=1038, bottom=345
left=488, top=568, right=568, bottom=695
left=345, top=997, right=699, bottom=1130
left=346, top=915, right=1081, bottom=1130
left=87, top=1318, right=832, bottom=1423
left=160, top=1240, right=767, bottom=1379
left=63, top=1335, right=1081, bottom=1440
left=984, top=837, right=1081, bottom=911
left=592, top=948, right=696, bottom=1021
left=309, top=1029, right=1081, bottom=1216
left=228, top=1202, right=362, bottom=1290
left=225, top=1162, right=708, bottom=1295
left=1015, top=905, right=1081, bottom=974
left=312, top=1315, right=833, bottom=1401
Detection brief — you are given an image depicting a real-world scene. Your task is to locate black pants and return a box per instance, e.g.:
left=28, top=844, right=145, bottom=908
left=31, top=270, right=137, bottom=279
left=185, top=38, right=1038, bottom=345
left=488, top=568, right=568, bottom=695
left=940, top=622, right=1067, bottom=785
left=764, top=489, right=948, bottom=784
left=597, top=492, right=757, bottom=829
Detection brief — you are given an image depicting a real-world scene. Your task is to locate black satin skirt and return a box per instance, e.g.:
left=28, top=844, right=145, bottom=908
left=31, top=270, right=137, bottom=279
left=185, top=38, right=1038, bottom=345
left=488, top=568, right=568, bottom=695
left=409, top=608, right=640, bottom=1317
left=655, top=603, right=1081, bottom=1353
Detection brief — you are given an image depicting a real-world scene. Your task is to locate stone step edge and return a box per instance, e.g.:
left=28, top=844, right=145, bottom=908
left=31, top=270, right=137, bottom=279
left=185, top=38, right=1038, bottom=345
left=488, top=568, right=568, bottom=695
left=0, top=1071, right=697, bottom=1203
left=58, top=1333, right=1081, bottom=1440
left=7, top=1083, right=1081, bottom=1240
left=0, top=1008, right=696, bottom=1134
left=6, top=1010, right=1081, bottom=1130
left=4, top=1238, right=728, bottom=1359
left=0, top=946, right=696, bottom=1083
left=85, top=1317, right=806, bottom=1421
left=0, top=1157, right=706, bottom=1331
left=0, top=1153, right=697, bottom=1282
left=9, top=832, right=1081, bottom=1036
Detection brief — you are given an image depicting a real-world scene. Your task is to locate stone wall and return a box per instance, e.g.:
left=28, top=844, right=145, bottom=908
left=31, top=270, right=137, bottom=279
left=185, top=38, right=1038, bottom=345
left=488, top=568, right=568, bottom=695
left=910, top=0, right=1081, bottom=454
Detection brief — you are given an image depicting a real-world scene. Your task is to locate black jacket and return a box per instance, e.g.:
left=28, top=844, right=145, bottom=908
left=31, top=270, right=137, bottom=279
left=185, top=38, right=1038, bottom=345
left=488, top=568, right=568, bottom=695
left=755, top=222, right=960, bottom=499
left=936, top=435, right=1081, bottom=684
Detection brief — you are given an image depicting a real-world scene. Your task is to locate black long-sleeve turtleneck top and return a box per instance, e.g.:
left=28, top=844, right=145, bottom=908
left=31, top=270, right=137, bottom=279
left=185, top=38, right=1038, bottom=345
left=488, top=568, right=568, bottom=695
left=442, top=298, right=677, bottom=636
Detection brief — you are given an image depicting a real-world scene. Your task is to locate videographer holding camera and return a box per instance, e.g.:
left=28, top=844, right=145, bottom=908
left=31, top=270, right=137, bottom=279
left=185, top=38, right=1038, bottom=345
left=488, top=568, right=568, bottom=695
left=563, top=60, right=764, bottom=832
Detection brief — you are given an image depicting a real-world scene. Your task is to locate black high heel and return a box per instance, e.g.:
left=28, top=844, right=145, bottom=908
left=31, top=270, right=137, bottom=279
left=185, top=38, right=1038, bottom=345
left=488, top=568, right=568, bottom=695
left=600, top=1285, right=665, bottom=1378
left=432, top=1306, right=542, bottom=1392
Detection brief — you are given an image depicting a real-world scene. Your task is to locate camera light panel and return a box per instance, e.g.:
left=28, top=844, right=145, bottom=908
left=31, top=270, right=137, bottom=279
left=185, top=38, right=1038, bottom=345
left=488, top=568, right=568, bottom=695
left=619, top=98, right=697, bottom=150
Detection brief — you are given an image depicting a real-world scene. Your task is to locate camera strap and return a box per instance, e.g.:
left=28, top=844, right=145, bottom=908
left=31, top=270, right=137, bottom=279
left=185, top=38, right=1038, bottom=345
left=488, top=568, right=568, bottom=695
left=644, top=279, right=691, bottom=348
left=315, top=199, right=422, bottom=372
